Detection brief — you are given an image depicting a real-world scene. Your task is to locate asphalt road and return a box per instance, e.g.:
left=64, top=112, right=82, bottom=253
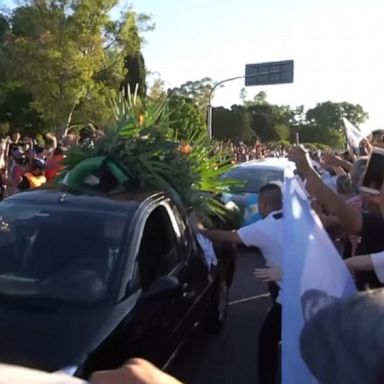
left=169, top=248, right=272, bottom=384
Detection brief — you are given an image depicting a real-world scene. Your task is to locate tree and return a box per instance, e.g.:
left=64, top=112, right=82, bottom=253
left=169, top=77, right=214, bottom=113
left=306, top=101, right=368, bottom=132
left=147, top=71, right=166, bottom=101
left=246, top=97, right=296, bottom=142
left=1, top=0, right=152, bottom=135
left=298, top=123, right=345, bottom=148
left=203, top=90, right=370, bottom=148
left=167, top=93, right=207, bottom=141
left=0, top=89, right=47, bottom=135
left=239, top=87, right=247, bottom=104
left=211, top=107, right=236, bottom=141
left=0, top=14, right=10, bottom=100
left=122, top=12, right=154, bottom=99
left=0, top=14, right=9, bottom=41
left=124, top=52, right=146, bottom=98
left=231, top=105, right=255, bottom=143
left=245, top=91, right=268, bottom=106
left=305, top=101, right=368, bottom=148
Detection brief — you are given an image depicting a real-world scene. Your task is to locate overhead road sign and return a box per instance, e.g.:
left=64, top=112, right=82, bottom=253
left=245, top=60, right=294, bottom=86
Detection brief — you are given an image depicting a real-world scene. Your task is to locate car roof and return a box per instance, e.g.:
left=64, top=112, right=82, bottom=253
left=234, top=157, right=296, bottom=171
left=5, top=188, right=164, bottom=212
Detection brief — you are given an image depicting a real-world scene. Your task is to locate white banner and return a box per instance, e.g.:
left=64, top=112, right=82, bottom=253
left=342, top=117, right=371, bottom=150
left=282, top=174, right=357, bottom=383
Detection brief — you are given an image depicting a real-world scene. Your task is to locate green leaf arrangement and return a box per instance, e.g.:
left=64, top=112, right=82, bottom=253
left=61, top=91, right=242, bottom=225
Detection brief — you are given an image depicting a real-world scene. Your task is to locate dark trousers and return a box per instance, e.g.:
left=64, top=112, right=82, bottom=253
left=258, top=301, right=282, bottom=384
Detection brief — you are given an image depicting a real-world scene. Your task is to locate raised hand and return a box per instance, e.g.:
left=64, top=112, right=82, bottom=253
left=288, top=146, right=312, bottom=176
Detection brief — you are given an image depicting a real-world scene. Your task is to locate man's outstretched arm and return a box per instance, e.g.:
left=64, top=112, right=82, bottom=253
left=199, top=228, right=243, bottom=244
left=289, top=146, right=362, bottom=235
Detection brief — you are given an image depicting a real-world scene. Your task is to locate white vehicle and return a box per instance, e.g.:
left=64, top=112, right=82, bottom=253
left=221, top=158, right=296, bottom=225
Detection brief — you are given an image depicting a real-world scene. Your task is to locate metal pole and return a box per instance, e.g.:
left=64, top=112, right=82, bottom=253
left=207, top=102, right=213, bottom=139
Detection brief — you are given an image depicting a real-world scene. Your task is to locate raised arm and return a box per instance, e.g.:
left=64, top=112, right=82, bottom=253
left=322, top=152, right=353, bottom=173
left=199, top=228, right=243, bottom=244
left=189, top=212, right=243, bottom=245
left=289, top=146, right=362, bottom=234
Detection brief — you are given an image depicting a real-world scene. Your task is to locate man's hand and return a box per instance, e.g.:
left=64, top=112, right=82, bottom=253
left=188, top=212, right=205, bottom=232
left=322, top=152, right=339, bottom=166
left=254, top=267, right=282, bottom=282
left=361, top=138, right=373, bottom=155
left=288, top=146, right=312, bottom=176
left=90, top=358, right=183, bottom=384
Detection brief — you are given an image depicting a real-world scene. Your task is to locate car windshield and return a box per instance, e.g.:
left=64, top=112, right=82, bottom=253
left=0, top=202, right=130, bottom=304
left=222, top=168, right=283, bottom=193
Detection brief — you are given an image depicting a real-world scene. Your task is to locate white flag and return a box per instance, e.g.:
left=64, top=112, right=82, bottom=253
left=342, top=117, right=370, bottom=150
left=282, top=175, right=356, bottom=384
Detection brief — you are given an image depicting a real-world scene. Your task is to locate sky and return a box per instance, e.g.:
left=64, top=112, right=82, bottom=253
left=3, top=0, right=384, bottom=129
left=127, top=0, right=384, bottom=130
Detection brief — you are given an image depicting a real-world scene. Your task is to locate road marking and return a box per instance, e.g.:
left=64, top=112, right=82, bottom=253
left=229, top=293, right=270, bottom=306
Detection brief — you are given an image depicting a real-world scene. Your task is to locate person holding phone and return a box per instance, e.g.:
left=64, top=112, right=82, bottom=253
left=289, top=146, right=384, bottom=288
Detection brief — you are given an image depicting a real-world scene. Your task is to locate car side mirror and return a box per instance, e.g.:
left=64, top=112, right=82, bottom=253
left=139, top=276, right=181, bottom=307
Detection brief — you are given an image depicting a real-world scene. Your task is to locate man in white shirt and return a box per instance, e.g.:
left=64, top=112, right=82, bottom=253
left=196, top=183, right=284, bottom=384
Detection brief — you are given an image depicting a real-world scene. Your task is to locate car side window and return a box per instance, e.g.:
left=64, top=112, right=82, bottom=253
left=135, top=205, right=180, bottom=291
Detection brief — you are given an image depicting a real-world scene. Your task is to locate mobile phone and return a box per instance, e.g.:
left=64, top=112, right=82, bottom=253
left=360, top=147, right=384, bottom=195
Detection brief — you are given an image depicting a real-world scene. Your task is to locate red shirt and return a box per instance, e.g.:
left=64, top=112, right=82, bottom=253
left=45, top=156, right=64, bottom=182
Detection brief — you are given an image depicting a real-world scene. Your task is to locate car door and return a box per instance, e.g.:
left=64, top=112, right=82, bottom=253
left=169, top=203, right=215, bottom=330
left=123, top=201, right=194, bottom=366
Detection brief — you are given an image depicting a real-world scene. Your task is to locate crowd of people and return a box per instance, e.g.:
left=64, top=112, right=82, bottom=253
left=0, top=131, right=292, bottom=201
left=194, top=131, right=384, bottom=383
left=0, top=125, right=102, bottom=199
left=217, top=140, right=288, bottom=163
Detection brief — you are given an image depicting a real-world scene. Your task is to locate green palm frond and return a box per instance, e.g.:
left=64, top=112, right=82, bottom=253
left=62, top=91, right=242, bottom=225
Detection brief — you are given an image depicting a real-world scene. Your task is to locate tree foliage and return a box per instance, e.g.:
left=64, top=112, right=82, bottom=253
left=210, top=94, right=369, bottom=148
left=0, top=0, right=152, bottom=135
left=303, top=101, right=368, bottom=148
left=169, top=77, right=214, bottom=113
left=122, top=12, right=152, bottom=100
left=306, top=101, right=368, bottom=131
left=167, top=92, right=207, bottom=141
left=147, top=71, right=166, bottom=101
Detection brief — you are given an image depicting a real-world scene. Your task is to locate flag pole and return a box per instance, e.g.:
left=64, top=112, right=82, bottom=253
left=339, top=107, right=348, bottom=152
